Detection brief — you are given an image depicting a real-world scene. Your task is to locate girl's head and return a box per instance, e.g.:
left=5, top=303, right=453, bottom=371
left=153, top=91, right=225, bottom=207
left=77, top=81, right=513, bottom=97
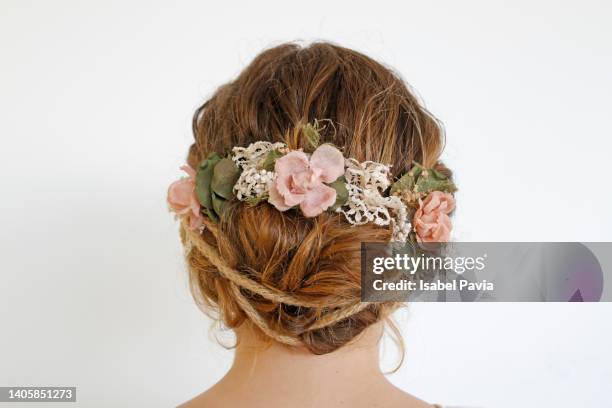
left=178, top=42, right=451, bottom=354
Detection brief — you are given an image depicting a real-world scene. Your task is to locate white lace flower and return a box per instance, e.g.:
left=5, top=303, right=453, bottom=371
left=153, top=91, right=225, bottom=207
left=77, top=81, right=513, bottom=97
left=337, top=159, right=411, bottom=242
left=234, top=167, right=275, bottom=201
left=232, top=141, right=287, bottom=170
left=231, top=141, right=287, bottom=202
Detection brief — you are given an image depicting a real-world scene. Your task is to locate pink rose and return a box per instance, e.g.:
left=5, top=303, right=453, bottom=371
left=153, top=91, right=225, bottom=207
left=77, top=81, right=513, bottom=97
left=268, top=144, right=345, bottom=217
left=413, top=191, right=455, bottom=242
left=167, top=165, right=203, bottom=230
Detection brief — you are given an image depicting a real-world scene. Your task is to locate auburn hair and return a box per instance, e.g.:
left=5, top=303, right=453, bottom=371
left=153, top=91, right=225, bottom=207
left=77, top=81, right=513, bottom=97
left=181, top=42, right=450, bottom=354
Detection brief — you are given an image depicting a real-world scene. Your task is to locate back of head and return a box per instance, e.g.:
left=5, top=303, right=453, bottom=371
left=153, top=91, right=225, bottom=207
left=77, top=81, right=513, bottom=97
left=181, top=42, right=450, bottom=354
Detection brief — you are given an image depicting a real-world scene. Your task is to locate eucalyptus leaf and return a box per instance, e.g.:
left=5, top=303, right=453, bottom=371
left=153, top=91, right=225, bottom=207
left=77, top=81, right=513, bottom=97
left=261, top=149, right=284, bottom=171
left=211, top=158, right=240, bottom=199
left=195, top=153, right=221, bottom=210
left=328, top=176, right=349, bottom=210
left=203, top=206, right=219, bottom=223
left=211, top=192, right=226, bottom=217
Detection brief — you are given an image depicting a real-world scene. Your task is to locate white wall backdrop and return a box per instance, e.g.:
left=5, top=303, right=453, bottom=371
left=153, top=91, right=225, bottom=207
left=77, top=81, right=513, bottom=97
left=1, top=0, right=611, bottom=407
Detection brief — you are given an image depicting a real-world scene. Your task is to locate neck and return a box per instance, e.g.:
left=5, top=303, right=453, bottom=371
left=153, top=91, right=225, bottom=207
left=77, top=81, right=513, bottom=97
left=222, top=322, right=390, bottom=404
left=189, top=322, right=433, bottom=408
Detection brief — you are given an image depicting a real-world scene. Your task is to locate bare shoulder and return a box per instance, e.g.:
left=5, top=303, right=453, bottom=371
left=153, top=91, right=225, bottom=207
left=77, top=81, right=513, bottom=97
left=176, top=390, right=210, bottom=408
left=377, top=380, right=436, bottom=408
left=177, top=378, right=437, bottom=408
left=176, top=381, right=232, bottom=408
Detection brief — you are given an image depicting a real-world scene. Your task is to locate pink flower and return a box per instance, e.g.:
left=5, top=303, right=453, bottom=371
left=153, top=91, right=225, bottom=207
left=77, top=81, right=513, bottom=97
left=167, top=165, right=203, bottom=230
left=268, top=144, right=345, bottom=217
left=413, top=191, right=455, bottom=242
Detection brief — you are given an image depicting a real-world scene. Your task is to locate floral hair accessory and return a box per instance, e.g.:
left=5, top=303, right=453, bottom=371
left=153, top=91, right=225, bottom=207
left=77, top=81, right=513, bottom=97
left=413, top=191, right=455, bottom=242
left=167, top=165, right=203, bottom=230
left=167, top=122, right=457, bottom=243
left=268, top=144, right=345, bottom=216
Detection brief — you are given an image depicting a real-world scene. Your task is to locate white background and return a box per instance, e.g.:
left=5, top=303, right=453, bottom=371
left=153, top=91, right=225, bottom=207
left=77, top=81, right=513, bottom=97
left=1, top=0, right=611, bottom=407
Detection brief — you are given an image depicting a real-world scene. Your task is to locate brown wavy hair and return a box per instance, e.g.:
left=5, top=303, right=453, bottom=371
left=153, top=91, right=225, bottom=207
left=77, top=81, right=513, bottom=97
left=181, top=42, right=450, bottom=355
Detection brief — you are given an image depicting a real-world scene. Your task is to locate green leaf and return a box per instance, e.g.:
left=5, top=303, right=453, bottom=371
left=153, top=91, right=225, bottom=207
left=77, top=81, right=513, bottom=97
left=245, top=194, right=269, bottom=207
left=431, top=168, right=447, bottom=179
left=390, top=163, right=456, bottom=195
left=303, top=122, right=320, bottom=150
left=328, top=176, right=348, bottom=210
left=211, top=192, right=226, bottom=217
left=414, top=168, right=457, bottom=194
left=195, top=153, right=221, bottom=211
left=211, top=158, right=240, bottom=199
left=203, top=206, right=219, bottom=223
left=390, top=163, right=423, bottom=195
left=261, top=149, right=284, bottom=171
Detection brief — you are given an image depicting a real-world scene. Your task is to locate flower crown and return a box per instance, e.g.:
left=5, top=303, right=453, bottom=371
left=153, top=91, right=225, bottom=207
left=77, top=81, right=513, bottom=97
left=168, top=123, right=457, bottom=243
